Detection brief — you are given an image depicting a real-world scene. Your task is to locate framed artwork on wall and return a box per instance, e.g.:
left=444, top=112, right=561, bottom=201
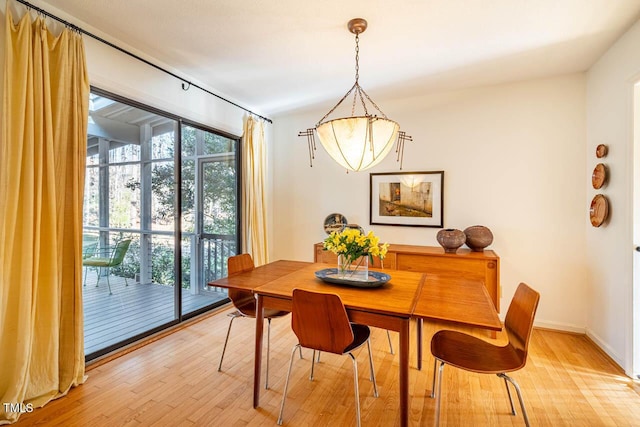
left=370, top=171, right=444, bottom=227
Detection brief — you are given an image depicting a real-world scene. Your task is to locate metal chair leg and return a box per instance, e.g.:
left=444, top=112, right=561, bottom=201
left=366, top=339, right=379, bottom=397
left=348, top=352, right=362, bottom=427
left=431, top=358, right=437, bottom=398
left=266, top=318, right=272, bottom=389
left=434, top=360, right=445, bottom=427
left=106, top=268, right=113, bottom=295
left=218, top=313, right=276, bottom=389
left=310, top=349, right=316, bottom=380
left=218, top=314, right=238, bottom=371
left=83, top=266, right=87, bottom=287
left=278, top=344, right=301, bottom=426
left=499, top=373, right=516, bottom=415
left=499, top=373, right=530, bottom=427
left=386, top=330, right=394, bottom=354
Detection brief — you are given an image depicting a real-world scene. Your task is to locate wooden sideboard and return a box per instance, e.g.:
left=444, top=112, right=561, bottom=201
left=314, top=243, right=501, bottom=312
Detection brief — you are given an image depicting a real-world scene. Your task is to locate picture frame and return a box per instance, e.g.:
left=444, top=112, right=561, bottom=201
left=370, top=171, right=444, bottom=227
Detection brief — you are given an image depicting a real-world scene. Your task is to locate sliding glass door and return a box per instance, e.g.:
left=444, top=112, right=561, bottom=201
left=83, top=89, right=239, bottom=359
left=180, top=125, right=239, bottom=316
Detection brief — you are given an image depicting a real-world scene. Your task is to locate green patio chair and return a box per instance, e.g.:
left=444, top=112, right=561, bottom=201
left=83, top=239, right=132, bottom=295
left=82, top=241, right=98, bottom=259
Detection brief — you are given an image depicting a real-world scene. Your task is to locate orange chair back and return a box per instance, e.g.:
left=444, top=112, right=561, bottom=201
left=291, top=289, right=354, bottom=354
left=504, top=282, right=540, bottom=363
left=227, top=254, right=256, bottom=315
left=228, top=253, right=255, bottom=275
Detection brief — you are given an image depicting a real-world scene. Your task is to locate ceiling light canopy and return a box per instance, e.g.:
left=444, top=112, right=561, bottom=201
left=299, top=18, right=412, bottom=172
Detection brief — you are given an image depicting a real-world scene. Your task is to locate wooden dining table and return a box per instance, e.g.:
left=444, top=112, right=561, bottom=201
left=209, top=260, right=501, bottom=427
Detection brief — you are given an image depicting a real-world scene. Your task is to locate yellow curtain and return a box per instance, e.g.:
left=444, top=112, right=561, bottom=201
left=242, top=116, right=269, bottom=266
left=0, top=8, right=89, bottom=424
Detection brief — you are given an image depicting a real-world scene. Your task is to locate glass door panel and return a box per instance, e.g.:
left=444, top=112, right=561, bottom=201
left=83, top=91, right=178, bottom=358
left=200, top=157, right=238, bottom=280
left=181, top=124, right=238, bottom=316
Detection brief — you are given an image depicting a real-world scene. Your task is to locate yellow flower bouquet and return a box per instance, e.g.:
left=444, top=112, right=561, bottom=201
left=323, top=228, right=389, bottom=280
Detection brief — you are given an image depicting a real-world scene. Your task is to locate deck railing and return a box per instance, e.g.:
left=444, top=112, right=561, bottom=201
left=84, top=227, right=237, bottom=292
left=201, top=233, right=237, bottom=285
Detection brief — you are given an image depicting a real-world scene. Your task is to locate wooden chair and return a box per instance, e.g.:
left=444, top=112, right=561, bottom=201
left=430, top=282, right=540, bottom=426
left=218, top=253, right=290, bottom=389
left=278, top=289, right=378, bottom=427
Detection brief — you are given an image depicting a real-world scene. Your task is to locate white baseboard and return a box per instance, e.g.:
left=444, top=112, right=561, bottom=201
left=531, top=321, right=627, bottom=374
left=532, top=319, right=585, bottom=334
left=585, top=327, right=625, bottom=370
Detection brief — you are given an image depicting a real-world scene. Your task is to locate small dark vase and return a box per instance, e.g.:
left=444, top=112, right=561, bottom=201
left=464, top=225, right=493, bottom=251
left=436, top=229, right=466, bottom=253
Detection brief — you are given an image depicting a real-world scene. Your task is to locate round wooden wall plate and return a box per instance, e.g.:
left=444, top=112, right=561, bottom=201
left=596, top=144, right=608, bottom=158
left=590, top=194, right=609, bottom=227
left=592, top=163, right=607, bottom=189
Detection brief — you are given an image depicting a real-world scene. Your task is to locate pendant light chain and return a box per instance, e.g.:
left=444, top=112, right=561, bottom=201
left=354, top=29, right=386, bottom=119
left=354, top=33, right=360, bottom=83
left=352, top=32, right=370, bottom=117
left=351, top=33, right=360, bottom=116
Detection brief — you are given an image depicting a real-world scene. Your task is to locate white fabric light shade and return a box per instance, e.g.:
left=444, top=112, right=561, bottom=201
left=316, top=116, right=399, bottom=171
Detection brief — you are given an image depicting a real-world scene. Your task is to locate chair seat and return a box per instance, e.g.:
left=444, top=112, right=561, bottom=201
left=265, top=309, right=290, bottom=319
left=431, top=330, right=524, bottom=374
left=343, top=323, right=371, bottom=353
left=316, top=322, right=371, bottom=355
left=82, top=257, right=111, bottom=267
left=233, top=299, right=289, bottom=319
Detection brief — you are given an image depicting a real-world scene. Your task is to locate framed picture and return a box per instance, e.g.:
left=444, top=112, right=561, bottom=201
left=370, top=171, right=444, bottom=227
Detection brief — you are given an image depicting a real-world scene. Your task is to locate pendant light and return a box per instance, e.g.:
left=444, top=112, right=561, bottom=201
left=299, top=18, right=412, bottom=172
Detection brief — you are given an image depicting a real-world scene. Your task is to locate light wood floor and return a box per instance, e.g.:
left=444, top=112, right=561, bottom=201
left=15, top=305, right=640, bottom=426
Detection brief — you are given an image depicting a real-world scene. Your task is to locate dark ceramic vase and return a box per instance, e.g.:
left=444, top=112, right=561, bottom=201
left=436, top=229, right=466, bottom=253
left=464, top=225, right=493, bottom=251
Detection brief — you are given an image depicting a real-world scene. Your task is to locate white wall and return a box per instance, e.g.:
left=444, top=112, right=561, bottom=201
left=585, top=19, right=640, bottom=375
left=84, top=35, right=248, bottom=138
left=272, top=74, right=588, bottom=332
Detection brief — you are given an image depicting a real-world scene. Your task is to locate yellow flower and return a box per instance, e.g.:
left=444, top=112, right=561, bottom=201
left=322, top=228, right=388, bottom=262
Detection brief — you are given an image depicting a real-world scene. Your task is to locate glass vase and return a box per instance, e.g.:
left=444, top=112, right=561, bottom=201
left=337, top=254, right=369, bottom=281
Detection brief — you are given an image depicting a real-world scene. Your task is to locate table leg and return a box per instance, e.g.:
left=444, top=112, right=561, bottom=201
left=416, top=318, right=423, bottom=371
left=400, top=318, right=410, bottom=427
left=253, top=294, right=264, bottom=408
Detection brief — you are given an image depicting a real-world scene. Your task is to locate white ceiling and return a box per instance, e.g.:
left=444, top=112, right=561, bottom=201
left=38, top=0, right=640, bottom=117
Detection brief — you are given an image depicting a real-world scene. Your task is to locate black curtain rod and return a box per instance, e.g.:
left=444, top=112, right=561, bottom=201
left=13, top=0, right=273, bottom=124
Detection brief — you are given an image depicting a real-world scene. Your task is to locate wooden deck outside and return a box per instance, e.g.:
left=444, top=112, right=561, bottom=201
left=83, top=271, right=227, bottom=355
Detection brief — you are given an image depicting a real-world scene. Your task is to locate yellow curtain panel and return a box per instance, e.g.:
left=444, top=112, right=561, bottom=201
left=242, top=116, right=269, bottom=266
left=0, top=8, right=89, bottom=424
